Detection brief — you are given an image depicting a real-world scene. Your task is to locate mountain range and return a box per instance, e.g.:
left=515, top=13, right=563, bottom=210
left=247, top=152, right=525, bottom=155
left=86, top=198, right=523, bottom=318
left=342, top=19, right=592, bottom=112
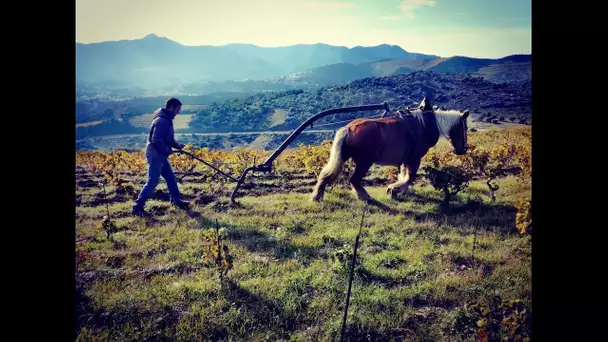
left=76, top=34, right=438, bottom=89
left=75, top=34, right=532, bottom=142
left=278, top=54, right=531, bottom=85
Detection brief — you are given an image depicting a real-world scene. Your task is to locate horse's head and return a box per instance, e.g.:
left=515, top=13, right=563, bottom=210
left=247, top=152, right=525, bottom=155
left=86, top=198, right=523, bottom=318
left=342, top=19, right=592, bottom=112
left=448, top=110, right=470, bottom=155
left=418, top=96, right=470, bottom=155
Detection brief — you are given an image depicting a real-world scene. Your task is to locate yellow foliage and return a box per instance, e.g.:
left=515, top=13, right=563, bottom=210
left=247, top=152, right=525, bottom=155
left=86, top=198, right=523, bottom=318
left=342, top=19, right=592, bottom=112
left=76, top=127, right=531, bottom=186
left=515, top=198, right=532, bottom=234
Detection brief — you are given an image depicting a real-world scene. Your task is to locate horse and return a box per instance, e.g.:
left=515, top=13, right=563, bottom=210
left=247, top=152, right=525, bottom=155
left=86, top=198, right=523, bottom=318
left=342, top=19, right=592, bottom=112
left=311, top=96, right=470, bottom=202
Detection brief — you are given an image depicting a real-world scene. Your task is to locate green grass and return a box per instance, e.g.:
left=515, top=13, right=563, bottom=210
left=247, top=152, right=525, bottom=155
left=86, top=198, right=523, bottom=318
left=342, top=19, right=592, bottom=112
left=76, top=169, right=531, bottom=341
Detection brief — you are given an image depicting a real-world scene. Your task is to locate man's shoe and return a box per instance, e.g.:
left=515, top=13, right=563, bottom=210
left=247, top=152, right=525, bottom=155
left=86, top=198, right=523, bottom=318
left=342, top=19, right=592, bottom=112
left=171, top=199, right=190, bottom=210
left=132, top=205, right=150, bottom=217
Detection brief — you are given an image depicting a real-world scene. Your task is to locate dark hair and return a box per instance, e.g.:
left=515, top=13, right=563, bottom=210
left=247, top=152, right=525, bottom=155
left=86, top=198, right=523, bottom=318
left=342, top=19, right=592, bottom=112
left=165, top=97, right=182, bottom=109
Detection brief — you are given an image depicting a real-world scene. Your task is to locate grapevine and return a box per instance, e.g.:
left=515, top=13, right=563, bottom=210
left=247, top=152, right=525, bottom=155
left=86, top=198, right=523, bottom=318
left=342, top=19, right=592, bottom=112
left=201, top=220, right=234, bottom=281
left=98, top=215, right=119, bottom=240
left=515, top=198, right=532, bottom=234
left=76, top=127, right=532, bottom=202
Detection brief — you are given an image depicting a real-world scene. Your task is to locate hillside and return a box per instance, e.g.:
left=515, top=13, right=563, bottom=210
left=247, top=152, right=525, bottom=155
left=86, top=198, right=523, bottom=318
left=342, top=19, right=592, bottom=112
left=475, top=62, right=532, bottom=83
left=76, top=53, right=530, bottom=105
left=76, top=92, right=254, bottom=124
left=188, top=71, right=532, bottom=133
left=282, top=54, right=531, bottom=87
left=76, top=70, right=531, bottom=143
left=76, top=35, right=437, bottom=90
left=75, top=127, right=532, bottom=340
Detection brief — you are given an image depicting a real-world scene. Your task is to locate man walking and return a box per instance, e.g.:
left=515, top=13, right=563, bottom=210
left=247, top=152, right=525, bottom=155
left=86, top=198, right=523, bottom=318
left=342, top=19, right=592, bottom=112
left=132, top=97, right=190, bottom=217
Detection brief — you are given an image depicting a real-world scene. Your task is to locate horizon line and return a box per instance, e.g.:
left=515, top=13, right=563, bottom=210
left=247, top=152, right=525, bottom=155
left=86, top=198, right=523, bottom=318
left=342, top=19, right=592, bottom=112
left=75, top=33, right=407, bottom=49
left=75, top=33, right=531, bottom=60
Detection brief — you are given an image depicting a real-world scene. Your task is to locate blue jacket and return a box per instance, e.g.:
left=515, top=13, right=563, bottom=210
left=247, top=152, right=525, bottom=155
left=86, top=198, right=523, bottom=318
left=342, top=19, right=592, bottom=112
left=145, top=108, right=180, bottom=158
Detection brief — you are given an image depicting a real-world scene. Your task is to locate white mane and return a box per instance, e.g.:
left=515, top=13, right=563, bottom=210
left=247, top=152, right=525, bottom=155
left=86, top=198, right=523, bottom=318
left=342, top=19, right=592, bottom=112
left=434, top=110, right=462, bottom=137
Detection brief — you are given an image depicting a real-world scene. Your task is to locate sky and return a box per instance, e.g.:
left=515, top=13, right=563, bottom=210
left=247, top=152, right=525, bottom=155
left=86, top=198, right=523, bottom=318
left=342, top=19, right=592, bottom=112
left=76, top=0, right=531, bottom=58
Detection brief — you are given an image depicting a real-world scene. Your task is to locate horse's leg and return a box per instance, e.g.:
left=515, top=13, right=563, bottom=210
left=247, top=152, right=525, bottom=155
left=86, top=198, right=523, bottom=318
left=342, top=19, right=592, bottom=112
left=311, top=171, right=334, bottom=202
left=386, top=163, right=409, bottom=198
left=350, top=161, right=373, bottom=201
left=387, top=159, right=420, bottom=199
left=400, top=159, right=421, bottom=195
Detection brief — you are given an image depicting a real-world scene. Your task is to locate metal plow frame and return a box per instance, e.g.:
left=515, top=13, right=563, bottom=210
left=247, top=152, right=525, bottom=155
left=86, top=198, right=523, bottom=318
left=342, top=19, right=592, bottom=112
left=175, top=102, right=391, bottom=202
left=228, top=102, right=391, bottom=202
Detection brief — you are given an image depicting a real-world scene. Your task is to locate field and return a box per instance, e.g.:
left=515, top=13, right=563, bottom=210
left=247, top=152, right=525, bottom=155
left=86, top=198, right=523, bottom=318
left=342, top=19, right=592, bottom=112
left=268, top=109, right=287, bottom=128
left=76, top=120, right=104, bottom=128
left=130, top=114, right=195, bottom=130
left=75, top=127, right=532, bottom=341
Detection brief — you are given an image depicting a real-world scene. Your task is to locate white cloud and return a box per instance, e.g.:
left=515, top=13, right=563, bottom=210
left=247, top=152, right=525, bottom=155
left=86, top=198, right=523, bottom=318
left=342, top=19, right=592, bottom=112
left=398, top=0, right=437, bottom=19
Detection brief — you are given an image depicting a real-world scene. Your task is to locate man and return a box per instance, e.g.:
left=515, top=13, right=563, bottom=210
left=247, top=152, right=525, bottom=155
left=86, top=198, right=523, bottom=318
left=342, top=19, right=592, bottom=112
left=132, top=97, right=190, bottom=217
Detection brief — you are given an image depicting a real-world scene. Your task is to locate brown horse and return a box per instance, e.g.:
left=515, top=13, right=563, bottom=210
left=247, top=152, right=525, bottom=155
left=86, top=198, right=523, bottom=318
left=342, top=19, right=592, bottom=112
left=311, top=96, right=470, bottom=202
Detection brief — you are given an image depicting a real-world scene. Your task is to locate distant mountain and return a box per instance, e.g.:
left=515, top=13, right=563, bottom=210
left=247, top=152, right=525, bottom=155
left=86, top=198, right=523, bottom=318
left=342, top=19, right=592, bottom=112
left=76, top=35, right=438, bottom=89
left=76, top=34, right=283, bottom=88
left=270, top=54, right=531, bottom=87
left=222, top=43, right=435, bottom=74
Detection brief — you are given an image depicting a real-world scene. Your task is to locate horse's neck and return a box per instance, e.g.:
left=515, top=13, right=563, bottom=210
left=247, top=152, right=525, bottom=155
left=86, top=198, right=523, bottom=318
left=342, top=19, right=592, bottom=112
left=434, top=111, right=463, bottom=143
left=419, top=112, right=440, bottom=148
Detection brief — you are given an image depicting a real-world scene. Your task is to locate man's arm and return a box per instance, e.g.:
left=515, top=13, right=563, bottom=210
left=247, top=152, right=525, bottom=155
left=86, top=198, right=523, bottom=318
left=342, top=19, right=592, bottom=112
left=159, top=119, right=182, bottom=150
left=167, top=131, right=181, bottom=150
left=150, top=119, right=176, bottom=154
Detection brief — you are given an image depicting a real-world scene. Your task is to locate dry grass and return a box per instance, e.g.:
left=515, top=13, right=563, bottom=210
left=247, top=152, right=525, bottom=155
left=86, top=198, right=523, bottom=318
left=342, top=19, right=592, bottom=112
left=130, top=114, right=194, bottom=130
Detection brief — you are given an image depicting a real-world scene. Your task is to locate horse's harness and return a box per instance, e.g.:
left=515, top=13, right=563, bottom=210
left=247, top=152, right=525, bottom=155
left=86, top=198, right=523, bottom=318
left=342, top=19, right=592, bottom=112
left=382, top=107, right=466, bottom=145
left=380, top=108, right=422, bottom=143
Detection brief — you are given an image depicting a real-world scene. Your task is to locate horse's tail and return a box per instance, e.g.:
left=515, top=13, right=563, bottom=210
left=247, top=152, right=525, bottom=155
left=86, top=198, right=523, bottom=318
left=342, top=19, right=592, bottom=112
left=319, top=128, right=349, bottom=184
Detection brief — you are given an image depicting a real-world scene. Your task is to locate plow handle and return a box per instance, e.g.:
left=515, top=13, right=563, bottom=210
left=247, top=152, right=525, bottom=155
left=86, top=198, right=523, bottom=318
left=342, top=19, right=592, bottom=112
left=175, top=150, right=240, bottom=183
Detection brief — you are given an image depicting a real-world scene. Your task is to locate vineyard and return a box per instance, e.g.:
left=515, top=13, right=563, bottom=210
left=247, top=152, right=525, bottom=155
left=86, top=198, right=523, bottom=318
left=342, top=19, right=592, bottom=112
left=76, top=126, right=532, bottom=341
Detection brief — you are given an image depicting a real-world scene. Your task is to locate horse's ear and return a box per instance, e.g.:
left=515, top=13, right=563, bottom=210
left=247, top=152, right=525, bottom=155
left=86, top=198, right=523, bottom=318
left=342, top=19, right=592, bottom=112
left=419, top=96, right=433, bottom=111
left=462, top=110, right=470, bottom=119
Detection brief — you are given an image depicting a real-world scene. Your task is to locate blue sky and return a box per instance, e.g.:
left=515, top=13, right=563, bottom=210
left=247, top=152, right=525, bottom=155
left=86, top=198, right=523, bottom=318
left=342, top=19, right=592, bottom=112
left=76, top=0, right=531, bottom=58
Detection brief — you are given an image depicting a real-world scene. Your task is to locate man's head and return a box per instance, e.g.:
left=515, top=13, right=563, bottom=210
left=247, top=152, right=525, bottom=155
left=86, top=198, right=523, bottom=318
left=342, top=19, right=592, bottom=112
left=164, top=97, right=182, bottom=118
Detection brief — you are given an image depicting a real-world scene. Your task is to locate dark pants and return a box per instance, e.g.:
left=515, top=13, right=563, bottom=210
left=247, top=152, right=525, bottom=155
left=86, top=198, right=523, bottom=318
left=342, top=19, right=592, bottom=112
left=134, top=157, right=181, bottom=207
